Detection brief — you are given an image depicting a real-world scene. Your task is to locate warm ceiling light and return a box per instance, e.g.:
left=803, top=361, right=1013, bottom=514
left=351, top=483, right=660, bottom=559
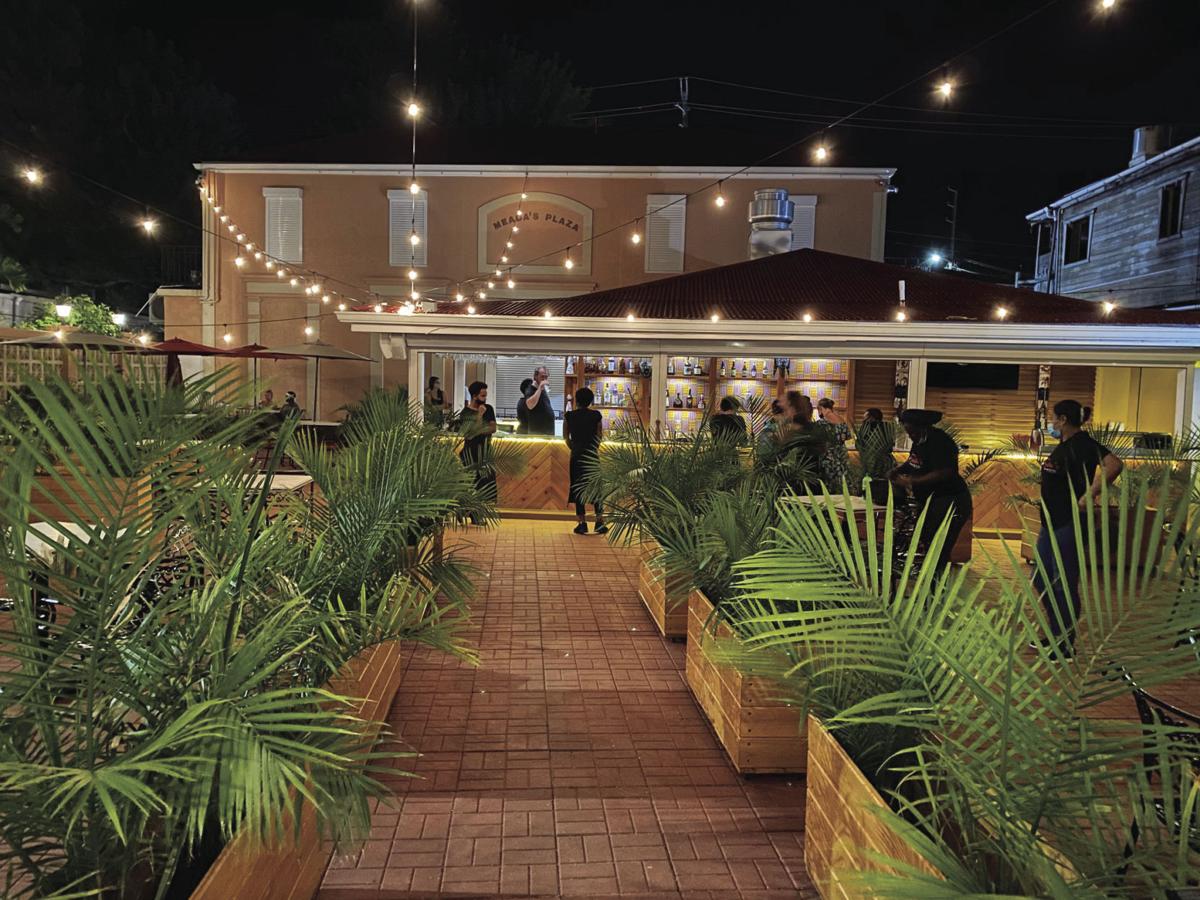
left=20, top=166, right=43, bottom=185
left=408, top=269, right=418, bottom=281
left=409, top=232, right=420, bottom=246
left=802, top=312, right=813, bottom=323
left=896, top=310, right=908, bottom=322
left=234, top=256, right=245, bottom=268
left=937, top=80, right=954, bottom=98
left=407, top=101, right=421, bottom=118
left=543, top=309, right=552, bottom=318
left=995, top=306, right=1009, bottom=320
left=710, top=313, right=720, bottom=322
left=139, top=217, right=158, bottom=234
left=626, top=312, right=635, bottom=321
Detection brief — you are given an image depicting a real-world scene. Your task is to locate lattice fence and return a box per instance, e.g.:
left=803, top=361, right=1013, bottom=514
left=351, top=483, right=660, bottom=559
left=0, top=347, right=167, bottom=401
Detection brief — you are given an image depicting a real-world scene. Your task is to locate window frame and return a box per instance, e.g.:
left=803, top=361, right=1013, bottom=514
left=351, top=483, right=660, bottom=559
left=1061, top=211, right=1093, bottom=268
left=1158, top=178, right=1186, bottom=242
left=262, top=186, right=304, bottom=264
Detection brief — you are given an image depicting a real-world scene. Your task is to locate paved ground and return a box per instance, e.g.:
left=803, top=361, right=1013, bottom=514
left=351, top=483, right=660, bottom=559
left=319, top=520, right=815, bottom=899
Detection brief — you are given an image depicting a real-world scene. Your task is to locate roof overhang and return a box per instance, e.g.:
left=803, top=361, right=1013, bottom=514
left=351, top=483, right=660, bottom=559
left=336, top=311, right=1200, bottom=367
left=195, top=162, right=897, bottom=181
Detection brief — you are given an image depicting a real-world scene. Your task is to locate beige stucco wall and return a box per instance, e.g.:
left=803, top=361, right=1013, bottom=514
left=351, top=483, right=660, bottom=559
left=170, top=169, right=889, bottom=418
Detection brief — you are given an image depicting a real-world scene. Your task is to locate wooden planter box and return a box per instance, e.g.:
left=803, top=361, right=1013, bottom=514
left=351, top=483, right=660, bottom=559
left=805, top=715, right=940, bottom=898
left=684, top=591, right=806, bottom=774
left=189, top=640, right=406, bottom=900
left=637, top=539, right=688, bottom=639
left=30, top=470, right=152, bottom=524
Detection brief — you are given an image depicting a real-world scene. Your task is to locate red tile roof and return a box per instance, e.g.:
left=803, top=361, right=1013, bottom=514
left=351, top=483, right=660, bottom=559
left=429, top=249, right=1200, bottom=326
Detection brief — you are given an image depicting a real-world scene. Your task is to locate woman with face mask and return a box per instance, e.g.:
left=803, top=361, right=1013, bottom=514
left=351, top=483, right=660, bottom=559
left=1033, top=399, right=1123, bottom=659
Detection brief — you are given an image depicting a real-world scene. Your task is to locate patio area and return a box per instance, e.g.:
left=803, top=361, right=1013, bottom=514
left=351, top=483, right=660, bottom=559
left=319, top=520, right=815, bottom=899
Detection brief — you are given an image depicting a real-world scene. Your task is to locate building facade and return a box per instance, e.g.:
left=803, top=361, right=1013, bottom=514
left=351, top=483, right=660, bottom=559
left=1026, top=128, right=1199, bottom=310
left=164, top=162, right=894, bottom=418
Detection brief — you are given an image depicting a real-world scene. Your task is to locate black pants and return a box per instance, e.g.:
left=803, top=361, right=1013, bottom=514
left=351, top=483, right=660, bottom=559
left=575, top=501, right=603, bottom=519
left=917, top=490, right=972, bottom=567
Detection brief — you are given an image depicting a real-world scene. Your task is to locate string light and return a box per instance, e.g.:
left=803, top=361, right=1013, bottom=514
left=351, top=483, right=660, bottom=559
left=455, top=292, right=465, bottom=303
left=487, top=280, right=495, bottom=289
left=896, top=310, right=908, bottom=322
left=234, top=256, right=246, bottom=268
left=337, top=302, right=347, bottom=311
left=289, top=277, right=300, bottom=286
left=500, top=255, right=509, bottom=263
left=512, top=225, right=519, bottom=233
left=409, top=232, right=421, bottom=246
left=802, top=312, right=813, bottom=323
left=814, top=145, right=829, bottom=163
left=507, top=277, right=516, bottom=289
left=407, top=101, right=421, bottom=118
left=494, top=268, right=502, bottom=277
left=226, top=223, right=236, bottom=233
left=222, top=331, right=233, bottom=343
left=937, top=80, right=954, bottom=99
left=521, top=192, right=528, bottom=200
left=714, top=183, right=727, bottom=207
left=137, top=334, right=150, bottom=345
left=710, top=313, right=720, bottom=322
left=20, top=166, right=43, bottom=185
left=467, top=305, right=477, bottom=315
left=236, top=233, right=246, bottom=243
left=564, top=255, right=574, bottom=270
left=322, top=294, right=331, bottom=304
left=374, top=304, right=383, bottom=314
left=995, top=306, right=1009, bottom=320
left=408, top=269, right=418, bottom=281
left=54, top=329, right=64, bottom=340
left=505, top=240, right=514, bottom=249
left=1102, top=300, right=1117, bottom=315
left=304, top=325, right=314, bottom=336
left=543, top=309, right=552, bottom=318
left=631, top=221, right=642, bottom=245
left=245, top=242, right=255, bottom=252
left=212, top=205, right=222, bottom=214
left=265, top=260, right=275, bottom=270
left=139, top=217, right=158, bottom=234
left=478, top=290, right=487, bottom=299
left=626, top=312, right=635, bottom=321
left=409, top=181, right=420, bottom=195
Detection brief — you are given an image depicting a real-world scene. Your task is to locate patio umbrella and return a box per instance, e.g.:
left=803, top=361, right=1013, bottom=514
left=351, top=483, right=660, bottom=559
left=149, top=338, right=232, bottom=388
left=260, top=342, right=371, bottom=419
left=225, top=343, right=307, bottom=403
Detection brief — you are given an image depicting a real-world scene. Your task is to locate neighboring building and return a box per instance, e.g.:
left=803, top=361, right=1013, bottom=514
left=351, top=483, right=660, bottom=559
left=1026, top=126, right=1200, bottom=309
left=161, top=134, right=894, bottom=419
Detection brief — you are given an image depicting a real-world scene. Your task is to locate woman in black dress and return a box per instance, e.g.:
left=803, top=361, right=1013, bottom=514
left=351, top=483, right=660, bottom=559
left=564, top=387, right=607, bottom=535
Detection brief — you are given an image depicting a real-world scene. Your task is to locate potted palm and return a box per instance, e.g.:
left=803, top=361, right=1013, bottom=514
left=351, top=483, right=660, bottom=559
left=723, top=478, right=1200, bottom=897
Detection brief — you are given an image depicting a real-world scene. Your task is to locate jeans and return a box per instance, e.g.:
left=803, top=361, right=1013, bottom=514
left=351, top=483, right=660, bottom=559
left=575, top=501, right=603, bottom=519
left=1033, top=523, right=1081, bottom=652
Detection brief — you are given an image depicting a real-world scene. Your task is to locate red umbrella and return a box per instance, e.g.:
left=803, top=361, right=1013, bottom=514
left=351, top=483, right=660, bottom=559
left=224, top=344, right=305, bottom=404
left=151, top=338, right=231, bottom=356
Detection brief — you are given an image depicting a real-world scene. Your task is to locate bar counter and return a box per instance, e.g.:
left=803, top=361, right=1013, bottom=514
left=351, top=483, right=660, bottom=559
left=490, top=436, right=1170, bottom=536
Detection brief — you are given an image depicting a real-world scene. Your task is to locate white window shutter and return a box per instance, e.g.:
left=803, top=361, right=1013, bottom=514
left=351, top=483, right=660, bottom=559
left=790, top=195, right=817, bottom=250
left=645, top=194, right=686, bottom=273
left=388, top=188, right=428, bottom=267
left=263, top=187, right=303, bottom=263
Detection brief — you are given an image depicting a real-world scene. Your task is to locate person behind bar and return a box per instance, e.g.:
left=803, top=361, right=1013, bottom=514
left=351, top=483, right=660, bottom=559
left=424, top=375, right=448, bottom=427
left=709, top=396, right=747, bottom=443
left=515, top=378, right=534, bottom=434
left=523, top=365, right=556, bottom=435
left=460, top=380, right=497, bottom=524
left=564, top=387, right=608, bottom=535
left=1033, top=399, right=1122, bottom=659
left=889, top=408, right=972, bottom=568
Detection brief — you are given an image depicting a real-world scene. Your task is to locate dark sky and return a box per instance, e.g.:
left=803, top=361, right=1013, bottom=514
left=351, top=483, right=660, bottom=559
left=6, top=0, right=1199, bottom=305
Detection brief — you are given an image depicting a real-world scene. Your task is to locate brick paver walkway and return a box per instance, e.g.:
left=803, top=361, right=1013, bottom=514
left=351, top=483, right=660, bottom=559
left=319, top=520, right=814, bottom=899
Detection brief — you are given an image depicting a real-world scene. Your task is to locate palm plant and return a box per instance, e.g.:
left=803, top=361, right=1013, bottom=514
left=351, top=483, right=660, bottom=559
left=723, top=476, right=1200, bottom=897
left=0, top=370, right=473, bottom=898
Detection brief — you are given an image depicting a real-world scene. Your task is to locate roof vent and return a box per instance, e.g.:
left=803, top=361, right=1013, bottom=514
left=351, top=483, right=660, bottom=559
left=1130, top=125, right=1168, bottom=167
left=748, top=188, right=794, bottom=259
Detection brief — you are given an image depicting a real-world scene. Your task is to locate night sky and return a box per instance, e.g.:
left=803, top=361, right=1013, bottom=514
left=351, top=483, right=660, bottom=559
left=2, top=0, right=1198, bottom=309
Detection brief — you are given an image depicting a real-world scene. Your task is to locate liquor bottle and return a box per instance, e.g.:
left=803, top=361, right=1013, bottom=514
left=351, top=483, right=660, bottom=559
left=750, top=361, right=757, bottom=379
left=665, top=387, right=670, bottom=407
left=667, top=357, right=676, bottom=375
left=565, top=356, right=575, bottom=375
left=695, top=357, right=705, bottom=376
left=683, top=357, right=693, bottom=376
left=686, top=388, right=694, bottom=408
left=607, top=357, right=616, bottom=373
left=698, top=390, right=705, bottom=409
left=565, top=397, right=573, bottom=413
left=673, top=390, right=683, bottom=408
left=618, top=357, right=626, bottom=374
left=720, top=358, right=727, bottom=378
left=740, top=360, right=748, bottom=378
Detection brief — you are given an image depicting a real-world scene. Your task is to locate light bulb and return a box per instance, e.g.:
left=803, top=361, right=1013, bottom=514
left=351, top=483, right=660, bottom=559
left=265, top=260, right=275, bottom=270
left=407, top=101, right=421, bottom=118
left=1102, top=300, right=1117, bottom=314
left=710, top=313, right=720, bottom=322
left=500, top=255, right=509, bottom=263
left=311, top=283, right=321, bottom=292
left=212, top=205, right=222, bottom=213
left=631, top=231, right=642, bottom=245
left=896, top=310, right=907, bottom=322
left=236, top=233, right=246, bottom=243
left=996, top=306, right=1009, bottom=320
left=54, top=329, right=64, bottom=340
left=138, top=334, right=150, bottom=345
left=1101, top=0, right=1115, bottom=8
left=802, top=313, right=813, bottom=323
left=245, top=242, right=255, bottom=252
left=234, top=256, right=245, bottom=268
left=938, top=80, right=953, bottom=98
left=276, top=269, right=286, bottom=279
left=374, top=304, right=383, bottom=314
left=515, top=209, right=523, bottom=219
left=512, top=225, right=519, bottom=233
left=410, top=290, right=420, bottom=301
left=815, top=145, right=829, bottom=162
left=408, top=269, right=418, bottom=281
left=626, top=313, right=635, bottom=321
left=506, top=241, right=514, bottom=249
left=521, top=192, right=528, bottom=200
left=467, top=305, right=477, bottom=315
left=322, top=294, right=331, bottom=304
left=543, top=310, right=552, bottom=318
left=254, top=252, right=263, bottom=261
left=111, top=312, right=127, bottom=326
left=337, top=303, right=347, bottom=311
left=507, top=278, right=516, bottom=289
left=289, top=277, right=299, bottom=286
left=222, top=332, right=233, bottom=343
left=409, top=181, right=420, bottom=194
left=714, top=192, right=726, bottom=208
left=494, top=268, right=502, bottom=277
left=478, top=291, right=487, bottom=299
left=304, top=325, right=313, bottom=336
left=140, top=217, right=158, bottom=234
left=226, top=223, right=236, bottom=233
left=55, top=304, right=72, bottom=319
left=219, top=214, right=228, bottom=223
left=487, top=281, right=495, bottom=289
left=455, top=292, right=465, bottom=303
left=409, top=232, right=420, bottom=246
left=564, top=257, right=574, bottom=270
left=20, top=167, right=43, bottom=185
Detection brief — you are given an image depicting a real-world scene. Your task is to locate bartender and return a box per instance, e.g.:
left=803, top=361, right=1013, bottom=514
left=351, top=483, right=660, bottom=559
left=523, top=365, right=556, bottom=435
left=888, top=408, right=971, bottom=567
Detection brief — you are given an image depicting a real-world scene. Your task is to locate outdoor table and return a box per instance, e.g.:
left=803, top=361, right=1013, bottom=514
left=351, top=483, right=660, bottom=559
left=246, top=473, right=314, bottom=493
left=786, top=494, right=869, bottom=514
left=25, top=521, right=125, bottom=564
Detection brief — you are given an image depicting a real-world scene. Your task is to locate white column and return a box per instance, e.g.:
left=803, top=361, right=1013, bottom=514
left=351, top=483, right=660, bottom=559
left=370, top=334, right=384, bottom=389
left=452, top=358, right=467, bottom=411
left=650, top=352, right=668, bottom=439
left=406, top=350, right=420, bottom=409
left=907, top=358, right=928, bottom=411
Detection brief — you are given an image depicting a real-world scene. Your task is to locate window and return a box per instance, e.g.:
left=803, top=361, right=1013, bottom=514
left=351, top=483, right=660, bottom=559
left=1063, top=214, right=1090, bottom=265
left=1159, top=179, right=1185, bottom=239
left=645, top=194, right=686, bottom=273
left=263, top=187, right=303, bottom=263
left=388, top=189, right=428, bottom=267
left=789, top=195, right=818, bottom=250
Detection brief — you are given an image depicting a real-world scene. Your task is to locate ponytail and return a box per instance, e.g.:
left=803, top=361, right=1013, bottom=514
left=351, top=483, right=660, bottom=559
left=1053, top=399, right=1089, bottom=428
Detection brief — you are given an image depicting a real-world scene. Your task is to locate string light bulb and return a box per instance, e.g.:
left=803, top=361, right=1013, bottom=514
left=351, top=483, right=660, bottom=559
left=409, top=181, right=420, bottom=195
left=500, top=255, right=509, bottom=263
left=227, top=223, right=236, bottom=233
left=410, top=290, right=420, bottom=301
left=626, top=312, right=635, bottom=321
left=407, top=269, right=418, bottom=281
left=304, top=325, right=314, bottom=336
left=276, top=269, right=286, bottom=279
left=802, top=312, right=813, bottom=323
left=520, top=192, right=528, bottom=200
left=564, top=255, right=574, bottom=270
left=409, top=231, right=420, bottom=246
left=1102, top=300, right=1117, bottom=315
left=995, top=306, right=1009, bottom=320
left=478, top=290, right=487, bottom=299
left=714, top=184, right=726, bottom=207
left=236, top=233, right=246, bottom=243
left=254, top=251, right=263, bottom=261
left=631, top=222, right=642, bottom=245
left=814, top=145, right=829, bottom=163
left=543, top=309, right=552, bottom=318
left=138, top=333, right=150, bottom=345
left=212, top=205, right=222, bottom=214
left=494, top=268, right=502, bottom=277
left=505, top=240, right=514, bottom=249
left=245, top=242, right=255, bottom=252
left=896, top=310, right=907, bottom=322
left=710, top=313, right=720, bottom=322
left=337, top=302, right=347, bottom=311
left=407, top=101, right=421, bottom=118
left=322, top=294, right=331, bottom=304
left=467, top=305, right=477, bottom=315
left=139, top=217, right=158, bottom=234
left=289, top=277, right=299, bottom=286
left=512, top=225, right=519, bottom=233
left=937, top=80, right=954, bottom=99
left=507, top=278, right=516, bottom=289
left=234, top=256, right=246, bottom=268
left=222, top=331, right=233, bottom=344
left=374, top=304, right=383, bottom=314
left=455, top=292, right=465, bottom=303
left=487, top=280, right=495, bottom=289
left=20, top=167, right=43, bottom=185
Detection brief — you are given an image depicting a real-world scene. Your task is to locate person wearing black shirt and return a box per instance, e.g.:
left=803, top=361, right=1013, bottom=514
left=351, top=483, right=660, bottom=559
left=889, top=408, right=971, bottom=567
left=515, top=378, right=534, bottom=434
left=1033, top=399, right=1123, bottom=658
left=523, top=365, right=556, bottom=435
left=460, top=380, right=497, bottom=522
left=564, top=387, right=607, bottom=535
left=709, top=396, right=747, bottom=443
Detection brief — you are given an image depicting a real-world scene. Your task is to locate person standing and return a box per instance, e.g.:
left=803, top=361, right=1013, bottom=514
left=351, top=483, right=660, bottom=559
left=815, top=397, right=851, bottom=490
left=515, top=378, right=534, bottom=434
left=523, top=365, right=556, bottom=435
left=424, top=375, right=448, bottom=426
left=888, top=408, right=972, bottom=568
left=460, top=381, right=498, bottom=522
left=709, top=396, right=747, bottom=443
left=1033, top=399, right=1122, bottom=659
left=564, top=387, right=607, bottom=535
